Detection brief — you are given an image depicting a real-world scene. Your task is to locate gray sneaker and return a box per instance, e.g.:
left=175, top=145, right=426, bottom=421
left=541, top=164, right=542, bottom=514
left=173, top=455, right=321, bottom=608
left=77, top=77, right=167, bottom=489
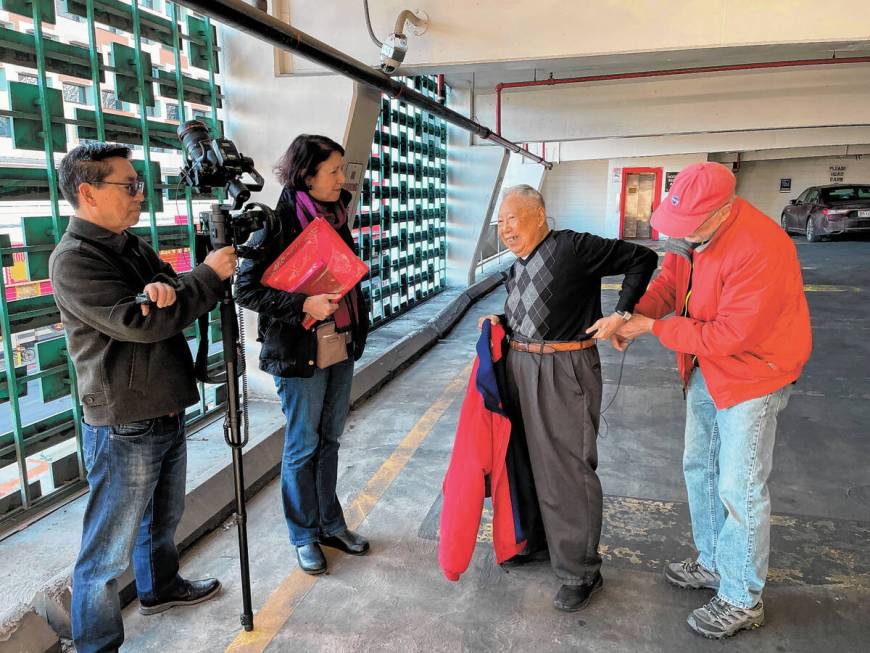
left=664, top=559, right=720, bottom=590
left=687, top=597, right=765, bottom=639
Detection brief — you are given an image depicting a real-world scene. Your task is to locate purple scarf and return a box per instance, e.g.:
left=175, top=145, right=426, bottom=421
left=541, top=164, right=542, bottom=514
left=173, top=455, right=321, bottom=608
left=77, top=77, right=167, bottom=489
left=294, top=190, right=358, bottom=331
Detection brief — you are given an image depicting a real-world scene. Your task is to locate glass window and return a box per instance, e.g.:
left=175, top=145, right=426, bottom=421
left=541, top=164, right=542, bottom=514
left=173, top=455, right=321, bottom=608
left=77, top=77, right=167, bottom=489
left=0, top=116, right=11, bottom=138
left=821, top=186, right=870, bottom=202
left=62, top=83, right=87, bottom=105
left=101, top=89, right=122, bottom=110
left=18, top=73, right=38, bottom=85
left=166, top=103, right=179, bottom=121
left=805, top=189, right=820, bottom=204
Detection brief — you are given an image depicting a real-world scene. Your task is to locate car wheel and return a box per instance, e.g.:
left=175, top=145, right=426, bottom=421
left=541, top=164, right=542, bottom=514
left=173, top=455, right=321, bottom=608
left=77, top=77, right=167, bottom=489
left=781, top=214, right=790, bottom=233
left=806, top=218, right=819, bottom=242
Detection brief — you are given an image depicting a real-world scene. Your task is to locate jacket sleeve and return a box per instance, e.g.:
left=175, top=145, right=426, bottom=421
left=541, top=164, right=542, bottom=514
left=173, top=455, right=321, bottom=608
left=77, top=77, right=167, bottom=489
left=50, top=247, right=222, bottom=344
left=234, top=192, right=307, bottom=326
left=438, top=361, right=487, bottom=582
left=652, top=245, right=793, bottom=356
left=635, top=252, right=678, bottom=319
left=572, top=233, right=658, bottom=312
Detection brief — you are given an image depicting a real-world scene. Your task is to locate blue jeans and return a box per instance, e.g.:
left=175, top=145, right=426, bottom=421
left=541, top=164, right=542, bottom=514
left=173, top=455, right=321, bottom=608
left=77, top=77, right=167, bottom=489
left=684, top=368, right=792, bottom=608
left=71, top=414, right=187, bottom=653
left=274, top=359, right=354, bottom=545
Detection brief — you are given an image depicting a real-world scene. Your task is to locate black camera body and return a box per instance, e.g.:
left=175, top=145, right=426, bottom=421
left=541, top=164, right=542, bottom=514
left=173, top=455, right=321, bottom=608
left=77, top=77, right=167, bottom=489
left=177, top=120, right=275, bottom=258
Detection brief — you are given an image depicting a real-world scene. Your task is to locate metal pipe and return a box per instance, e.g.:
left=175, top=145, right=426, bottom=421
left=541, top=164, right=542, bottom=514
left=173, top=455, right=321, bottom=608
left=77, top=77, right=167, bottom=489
left=393, top=9, right=424, bottom=36
left=495, top=55, right=870, bottom=138
left=172, top=0, right=551, bottom=168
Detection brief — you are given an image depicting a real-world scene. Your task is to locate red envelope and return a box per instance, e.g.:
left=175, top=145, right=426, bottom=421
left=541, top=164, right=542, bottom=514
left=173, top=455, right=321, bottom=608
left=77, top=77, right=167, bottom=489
left=260, top=217, right=368, bottom=329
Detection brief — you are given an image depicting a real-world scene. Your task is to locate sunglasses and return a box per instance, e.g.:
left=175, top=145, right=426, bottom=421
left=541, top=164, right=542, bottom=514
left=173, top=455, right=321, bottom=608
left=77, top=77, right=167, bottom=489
left=96, top=180, right=145, bottom=197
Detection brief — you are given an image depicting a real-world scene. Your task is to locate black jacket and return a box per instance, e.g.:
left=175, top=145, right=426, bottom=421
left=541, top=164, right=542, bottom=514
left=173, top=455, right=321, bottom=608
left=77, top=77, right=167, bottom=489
left=236, top=187, right=370, bottom=378
left=48, top=217, right=223, bottom=425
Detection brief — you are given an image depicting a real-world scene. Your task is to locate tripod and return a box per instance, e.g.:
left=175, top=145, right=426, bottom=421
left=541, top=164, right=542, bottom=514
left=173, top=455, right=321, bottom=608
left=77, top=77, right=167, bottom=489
left=195, top=202, right=256, bottom=632
left=217, top=280, right=254, bottom=631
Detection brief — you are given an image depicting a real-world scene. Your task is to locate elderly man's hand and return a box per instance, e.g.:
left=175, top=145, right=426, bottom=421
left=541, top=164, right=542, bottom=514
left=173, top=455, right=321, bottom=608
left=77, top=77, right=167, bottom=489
left=586, top=313, right=626, bottom=340
left=478, top=315, right=500, bottom=331
left=140, top=282, right=176, bottom=316
left=617, top=314, right=655, bottom=339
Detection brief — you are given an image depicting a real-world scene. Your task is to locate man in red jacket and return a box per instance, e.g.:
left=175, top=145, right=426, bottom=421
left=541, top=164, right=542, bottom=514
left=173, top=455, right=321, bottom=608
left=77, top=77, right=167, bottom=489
left=616, top=162, right=811, bottom=639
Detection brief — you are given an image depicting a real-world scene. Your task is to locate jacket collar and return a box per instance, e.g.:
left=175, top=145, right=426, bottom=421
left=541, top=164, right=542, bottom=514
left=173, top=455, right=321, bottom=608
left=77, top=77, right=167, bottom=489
left=67, top=216, right=130, bottom=254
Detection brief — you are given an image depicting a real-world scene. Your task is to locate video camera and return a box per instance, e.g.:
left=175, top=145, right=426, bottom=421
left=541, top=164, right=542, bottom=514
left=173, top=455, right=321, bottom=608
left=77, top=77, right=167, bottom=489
left=177, top=119, right=276, bottom=258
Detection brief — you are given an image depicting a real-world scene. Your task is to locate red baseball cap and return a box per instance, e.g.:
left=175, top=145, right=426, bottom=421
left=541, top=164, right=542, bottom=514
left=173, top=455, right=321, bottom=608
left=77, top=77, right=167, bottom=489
left=651, top=162, right=736, bottom=238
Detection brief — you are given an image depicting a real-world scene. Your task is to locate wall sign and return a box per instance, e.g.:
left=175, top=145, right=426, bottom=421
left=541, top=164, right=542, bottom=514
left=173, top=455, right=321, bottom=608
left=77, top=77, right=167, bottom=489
left=612, top=167, right=622, bottom=184
left=830, top=165, right=846, bottom=183
left=342, top=162, right=364, bottom=193
left=779, top=178, right=792, bottom=192
left=665, top=171, right=678, bottom=192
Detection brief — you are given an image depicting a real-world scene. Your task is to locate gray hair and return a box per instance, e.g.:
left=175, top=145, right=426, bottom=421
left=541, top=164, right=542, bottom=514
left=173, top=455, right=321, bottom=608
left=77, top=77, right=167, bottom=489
left=501, top=184, right=545, bottom=211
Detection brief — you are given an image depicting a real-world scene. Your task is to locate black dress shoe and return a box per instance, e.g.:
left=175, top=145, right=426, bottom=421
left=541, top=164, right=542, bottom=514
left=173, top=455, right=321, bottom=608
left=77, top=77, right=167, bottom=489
left=553, top=573, right=603, bottom=612
left=319, top=529, right=370, bottom=556
left=139, top=578, right=221, bottom=615
left=501, top=546, right=551, bottom=568
left=296, top=543, right=327, bottom=575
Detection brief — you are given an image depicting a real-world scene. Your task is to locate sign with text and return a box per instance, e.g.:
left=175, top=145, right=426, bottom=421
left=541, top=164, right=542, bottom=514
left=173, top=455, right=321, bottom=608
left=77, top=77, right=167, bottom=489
left=665, top=171, right=678, bottom=192
left=830, top=165, right=846, bottom=183
left=779, top=178, right=792, bottom=192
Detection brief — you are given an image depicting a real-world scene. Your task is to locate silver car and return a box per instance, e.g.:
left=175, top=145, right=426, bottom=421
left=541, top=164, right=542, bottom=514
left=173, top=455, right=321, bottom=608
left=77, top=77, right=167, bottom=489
left=781, top=184, right=870, bottom=242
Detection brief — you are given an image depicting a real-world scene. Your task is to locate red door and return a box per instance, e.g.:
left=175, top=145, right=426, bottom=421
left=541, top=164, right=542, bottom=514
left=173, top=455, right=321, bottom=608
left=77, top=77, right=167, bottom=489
left=619, top=167, right=663, bottom=240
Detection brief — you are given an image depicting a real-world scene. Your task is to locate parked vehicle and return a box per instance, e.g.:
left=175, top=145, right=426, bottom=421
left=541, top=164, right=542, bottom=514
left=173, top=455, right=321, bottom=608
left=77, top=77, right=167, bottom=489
left=781, top=184, right=870, bottom=242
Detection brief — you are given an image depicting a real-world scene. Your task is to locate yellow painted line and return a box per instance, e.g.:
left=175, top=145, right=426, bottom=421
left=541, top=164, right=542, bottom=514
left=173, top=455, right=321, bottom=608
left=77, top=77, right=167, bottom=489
left=225, top=362, right=474, bottom=653
left=601, top=283, right=861, bottom=292
left=803, top=284, right=862, bottom=292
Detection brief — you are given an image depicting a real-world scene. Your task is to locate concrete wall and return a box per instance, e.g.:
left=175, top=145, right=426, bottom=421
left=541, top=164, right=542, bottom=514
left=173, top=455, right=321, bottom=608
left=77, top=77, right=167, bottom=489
left=481, top=65, right=870, bottom=146
left=273, top=1, right=870, bottom=71
left=542, top=160, right=608, bottom=233
left=445, top=84, right=510, bottom=285
left=735, top=156, right=870, bottom=222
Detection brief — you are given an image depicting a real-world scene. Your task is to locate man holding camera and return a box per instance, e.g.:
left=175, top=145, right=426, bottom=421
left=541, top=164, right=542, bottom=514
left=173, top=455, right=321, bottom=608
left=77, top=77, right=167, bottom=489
left=49, top=142, right=236, bottom=653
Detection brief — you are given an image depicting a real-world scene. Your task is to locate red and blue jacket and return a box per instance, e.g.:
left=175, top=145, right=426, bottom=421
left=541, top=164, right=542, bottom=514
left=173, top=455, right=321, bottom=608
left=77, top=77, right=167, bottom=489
left=438, top=321, right=541, bottom=581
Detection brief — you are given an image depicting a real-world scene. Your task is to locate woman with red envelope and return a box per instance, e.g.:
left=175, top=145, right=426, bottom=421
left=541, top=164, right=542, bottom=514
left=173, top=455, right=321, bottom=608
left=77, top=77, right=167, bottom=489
left=236, top=135, right=370, bottom=575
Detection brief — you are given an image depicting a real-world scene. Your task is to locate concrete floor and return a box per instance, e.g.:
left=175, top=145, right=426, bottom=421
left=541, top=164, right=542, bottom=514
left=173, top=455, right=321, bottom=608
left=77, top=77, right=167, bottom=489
left=120, top=236, right=869, bottom=653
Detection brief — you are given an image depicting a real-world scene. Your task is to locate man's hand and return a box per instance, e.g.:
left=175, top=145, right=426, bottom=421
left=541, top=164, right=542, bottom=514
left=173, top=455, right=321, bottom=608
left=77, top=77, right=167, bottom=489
left=586, top=313, right=627, bottom=340
left=610, top=333, right=631, bottom=352
left=478, top=314, right=500, bottom=331
left=203, top=245, right=238, bottom=281
left=303, top=293, right=341, bottom=322
left=140, top=282, right=176, bottom=316
left=617, top=314, right=656, bottom=339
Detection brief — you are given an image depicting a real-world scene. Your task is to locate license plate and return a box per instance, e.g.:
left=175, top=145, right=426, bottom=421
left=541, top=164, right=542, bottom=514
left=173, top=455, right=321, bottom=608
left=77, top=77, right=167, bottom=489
left=858, top=210, right=870, bottom=218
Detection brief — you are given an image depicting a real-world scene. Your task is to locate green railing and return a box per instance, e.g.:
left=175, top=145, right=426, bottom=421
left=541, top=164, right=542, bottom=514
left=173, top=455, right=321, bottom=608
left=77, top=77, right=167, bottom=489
left=0, top=0, right=225, bottom=529
left=357, top=76, right=448, bottom=326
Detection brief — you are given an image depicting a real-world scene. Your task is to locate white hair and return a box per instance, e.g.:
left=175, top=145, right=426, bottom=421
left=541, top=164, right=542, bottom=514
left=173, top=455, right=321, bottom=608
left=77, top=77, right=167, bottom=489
left=501, top=184, right=545, bottom=211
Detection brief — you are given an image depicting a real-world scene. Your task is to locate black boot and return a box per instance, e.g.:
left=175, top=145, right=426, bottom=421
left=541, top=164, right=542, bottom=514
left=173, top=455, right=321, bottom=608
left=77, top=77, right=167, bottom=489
left=319, top=529, right=370, bottom=556
left=553, top=573, right=603, bottom=612
left=296, top=543, right=327, bottom=575
left=139, top=578, right=221, bottom=615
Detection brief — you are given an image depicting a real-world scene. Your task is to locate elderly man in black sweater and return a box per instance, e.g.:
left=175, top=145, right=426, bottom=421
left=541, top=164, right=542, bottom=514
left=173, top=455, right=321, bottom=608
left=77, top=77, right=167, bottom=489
left=481, top=184, right=657, bottom=612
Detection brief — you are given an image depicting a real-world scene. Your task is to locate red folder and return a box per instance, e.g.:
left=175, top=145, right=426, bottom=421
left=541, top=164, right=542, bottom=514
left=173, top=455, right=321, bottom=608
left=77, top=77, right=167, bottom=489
left=260, top=217, right=368, bottom=330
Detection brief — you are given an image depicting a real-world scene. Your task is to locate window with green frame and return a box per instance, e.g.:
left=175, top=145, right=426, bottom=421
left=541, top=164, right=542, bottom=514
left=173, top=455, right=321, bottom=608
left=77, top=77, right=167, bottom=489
left=0, top=0, right=225, bottom=530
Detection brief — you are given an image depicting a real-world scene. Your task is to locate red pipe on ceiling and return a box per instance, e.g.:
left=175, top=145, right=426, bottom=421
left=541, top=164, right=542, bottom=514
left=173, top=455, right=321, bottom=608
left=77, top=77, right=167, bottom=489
left=494, top=55, right=870, bottom=137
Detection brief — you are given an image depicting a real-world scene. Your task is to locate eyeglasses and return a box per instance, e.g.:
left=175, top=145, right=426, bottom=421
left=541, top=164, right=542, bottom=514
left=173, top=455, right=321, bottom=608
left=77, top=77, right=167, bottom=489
left=95, top=180, right=145, bottom=197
